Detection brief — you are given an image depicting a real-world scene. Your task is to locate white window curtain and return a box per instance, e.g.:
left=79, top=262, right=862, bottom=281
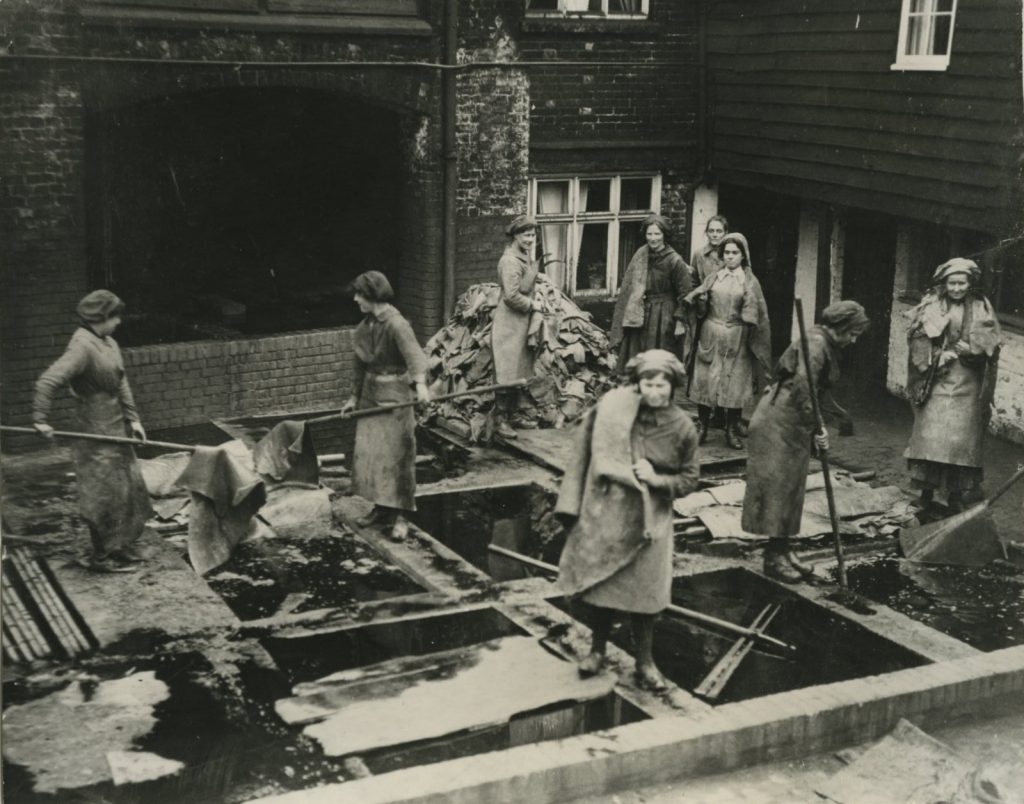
left=538, top=183, right=568, bottom=291
left=572, top=181, right=590, bottom=291
left=906, top=2, right=936, bottom=55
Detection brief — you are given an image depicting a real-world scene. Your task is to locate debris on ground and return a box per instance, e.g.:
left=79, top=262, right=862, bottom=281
left=675, top=471, right=919, bottom=543
left=423, top=276, right=617, bottom=440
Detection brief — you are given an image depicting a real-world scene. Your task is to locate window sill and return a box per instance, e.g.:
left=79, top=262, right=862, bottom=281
left=521, top=16, right=653, bottom=34
left=889, top=59, right=950, bottom=72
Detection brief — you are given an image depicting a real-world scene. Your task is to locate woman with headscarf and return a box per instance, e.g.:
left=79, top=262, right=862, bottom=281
left=609, top=214, right=693, bottom=369
left=33, top=290, right=154, bottom=572
left=491, top=214, right=543, bottom=440
left=690, top=214, right=729, bottom=284
left=341, top=271, right=430, bottom=539
left=904, top=258, right=1001, bottom=512
left=556, top=349, right=700, bottom=691
left=742, top=301, right=871, bottom=583
left=684, top=232, right=771, bottom=449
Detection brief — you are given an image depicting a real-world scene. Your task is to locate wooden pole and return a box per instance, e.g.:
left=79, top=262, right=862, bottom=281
left=486, top=543, right=795, bottom=652
left=1, top=425, right=194, bottom=453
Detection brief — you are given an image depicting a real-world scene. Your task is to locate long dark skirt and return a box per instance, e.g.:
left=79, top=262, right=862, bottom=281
left=73, top=394, right=152, bottom=556
left=352, top=373, right=417, bottom=512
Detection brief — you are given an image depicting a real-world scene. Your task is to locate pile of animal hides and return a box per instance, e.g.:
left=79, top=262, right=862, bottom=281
left=424, top=275, right=616, bottom=440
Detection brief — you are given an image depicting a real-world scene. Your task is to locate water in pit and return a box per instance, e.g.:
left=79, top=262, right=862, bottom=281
left=844, top=556, right=1024, bottom=652
left=408, top=485, right=565, bottom=580
left=205, top=531, right=424, bottom=621
left=560, top=567, right=929, bottom=704
left=1, top=651, right=353, bottom=804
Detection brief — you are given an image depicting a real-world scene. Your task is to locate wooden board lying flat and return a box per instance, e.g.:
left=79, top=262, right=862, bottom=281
left=276, top=636, right=615, bottom=756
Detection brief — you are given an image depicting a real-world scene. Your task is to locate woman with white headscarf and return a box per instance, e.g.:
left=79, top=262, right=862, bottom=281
left=905, top=258, right=1002, bottom=512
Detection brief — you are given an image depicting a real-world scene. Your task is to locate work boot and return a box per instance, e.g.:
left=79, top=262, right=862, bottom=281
left=724, top=409, right=744, bottom=450
left=577, top=651, right=606, bottom=677
left=763, top=540, right=803, bottom=584
left=83, top=555, right=139, bottom=573
left=696, top=406, right=711, bottom=445
left=494, top=419, right=518, bottom=440
left=356, top=505, right=394, bottom=529
left=114, top=545, right=146, bottom=564
left=631, top=615, right=668, bottom=692
left=389, top=516, right=410, bottom=541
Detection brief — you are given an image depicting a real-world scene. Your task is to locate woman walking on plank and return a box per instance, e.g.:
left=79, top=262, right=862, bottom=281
left=556, top=349, right=700, bottom=691
left=342, top=271, right=430, bottom=540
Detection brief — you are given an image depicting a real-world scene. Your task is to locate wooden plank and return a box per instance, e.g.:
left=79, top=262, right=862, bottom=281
left=267, top=0, right=417, bottom=13
left=81, top=0, right=258, bottom=10
left=290, top=636, right=615, bottom=756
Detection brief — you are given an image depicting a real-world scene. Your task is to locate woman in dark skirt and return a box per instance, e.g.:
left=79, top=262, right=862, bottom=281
left=341, top=271, right=430, bottom=540
left=904, top=258, right=1001, bottom=512
left=33, top=290, right=154, bottom=572
left=556, top=349, right=700, bottom=690
left=609, top=214, right=693, bottom=370
left=741, top=301, right=870, bottom=583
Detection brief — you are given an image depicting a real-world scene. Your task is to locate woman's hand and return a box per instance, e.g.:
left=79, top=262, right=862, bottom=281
left=130, top=421, right=147, bottom=442
left=633, top=459, right=658, bottom=486
left=34, top=423, right=54, bottom=440
left=814, top=427, right=829, bottom=453
left=673, top=320, right=686, bottom=337
left=953, top=339, right=971, bottom=356
left=939, top=350, right=959, bottom=367
left=531, top=299, right=544, bottom=313
left=416, top=383, right=431, bottom=406
left=340, top=396, right=358, bottom=415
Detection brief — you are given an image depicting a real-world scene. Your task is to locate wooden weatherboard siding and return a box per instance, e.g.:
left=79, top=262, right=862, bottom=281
left=707, top=1, right=1022, bottom=235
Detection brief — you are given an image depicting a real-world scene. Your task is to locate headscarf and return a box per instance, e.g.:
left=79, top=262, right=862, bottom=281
left=76, top=289, right=124, bottom=324
left=625, top=349, right=687, bottom=387
left=717, top=232, right=752, bottom=268
left=933, top=258, right=980, bottom=285
left=642, top=213, right=673, bottom=241
left=505, top=214, right=537, bottom=237
left=821, top=300, right=870, bottom=335
left=351, top=270, right=395, bottom=302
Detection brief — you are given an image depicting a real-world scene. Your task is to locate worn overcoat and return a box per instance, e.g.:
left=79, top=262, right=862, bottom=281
left=556, top=387, right=699, bottom=613
left=742, top=326, right=839, bottom=537
left=609, top=245, right=692, bottom=367
left=904, top=292, right=1001, bottom=472
left=351, top=305, right=428, bottom=512
left=33, top=327, right=154, bottom=554
left=690, top=243, right=723, bottom=284
left=492, top=243, right=539, bottom=384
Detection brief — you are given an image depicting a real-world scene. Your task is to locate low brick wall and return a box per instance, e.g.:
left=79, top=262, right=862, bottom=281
left=123, top=328, right=355, bottom=431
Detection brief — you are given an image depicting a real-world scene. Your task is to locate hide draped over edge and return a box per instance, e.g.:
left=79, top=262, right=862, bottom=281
left=350, top=305, right=428, bottom=512
left=33, top=327, right=154, bottom=556
left=609, top=244, right=692, bottom=367
left=492, top=243, right=539, bottom=384
left=742, top=326, right=840, bottom=537
left=556, top=386, right=699, bottom=613
left=904, top=291, right=1001, bottom=472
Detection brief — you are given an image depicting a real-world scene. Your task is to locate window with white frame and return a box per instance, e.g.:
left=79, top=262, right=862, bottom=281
left=525, top=0, right=649, bottom=19
left=529, top=174, right=661, bottom=297
left=892, top=0, right=958, bottom=71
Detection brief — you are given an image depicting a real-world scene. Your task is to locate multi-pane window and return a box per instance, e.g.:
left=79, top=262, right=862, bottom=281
left=892, top=0, right=958, bottom=71
left=529, top=175, right=661, bottom=297
left=525, top=0, right=649, bottom=18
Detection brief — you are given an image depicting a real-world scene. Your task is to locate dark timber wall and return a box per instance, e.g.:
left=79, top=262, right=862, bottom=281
left=706, top=0, right=1023, bottom=236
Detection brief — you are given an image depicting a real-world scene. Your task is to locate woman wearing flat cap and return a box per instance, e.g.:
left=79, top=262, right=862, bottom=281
left=742, top=300, right=870, bottom=583
left=341, top=271, right=430, bottom=539
left=33, top=290, right=154, bottom=572
left=610, top=214, right=694, bottom=368
left=904, top=258, right=1001, bottom=512
left=491, top=214, right=543, bottom=439
left=556, top=349, right=700, bottom=691
left=683, top=232, right=772, bottom=450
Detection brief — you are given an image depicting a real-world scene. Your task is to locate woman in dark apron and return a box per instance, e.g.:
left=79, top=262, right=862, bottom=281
left=904, top=258, right=1001, bottom=512
left=33, top=290, right=153, bottom=572
left=341, top=271, right=429, bottom=539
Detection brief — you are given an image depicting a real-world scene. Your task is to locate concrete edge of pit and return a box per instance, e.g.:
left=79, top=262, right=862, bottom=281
left=250, top=644, right=1024, bottom=804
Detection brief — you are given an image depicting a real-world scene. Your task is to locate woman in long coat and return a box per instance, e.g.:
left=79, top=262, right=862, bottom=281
left=341, top=271, right=430, bottom=539
left=742, top=301, right=870, bottom=583
left=33, top=290, right=154, bottom=572
left=556, top=349, right=700, bottom=691
left=491, top=214, right=542, bottom=440
left=904, top=258, right=1001, bottom=512
left=684, top=233, right=771, bottom=449
left=609, top=214, right=693, bottom=368
left=690, top=214, right=729, bottom=284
